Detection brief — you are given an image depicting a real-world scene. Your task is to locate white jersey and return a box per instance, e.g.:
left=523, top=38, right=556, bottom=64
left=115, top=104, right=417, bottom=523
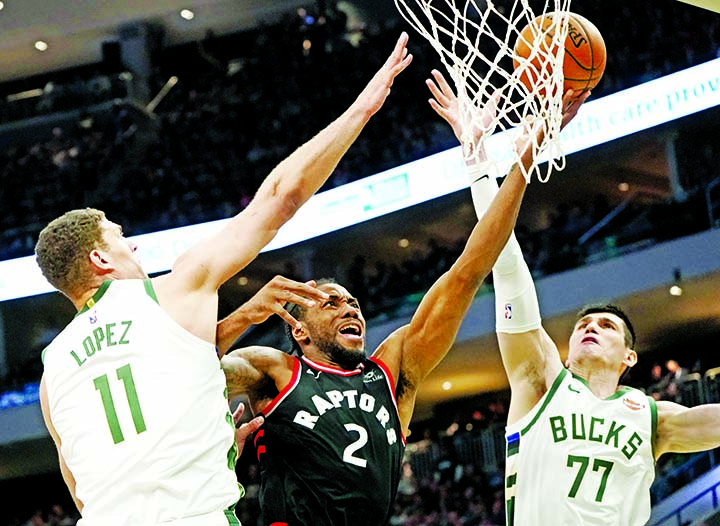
left=505, top=368, right=657, bottom=526
left=42, top=279, right=240, bottom=526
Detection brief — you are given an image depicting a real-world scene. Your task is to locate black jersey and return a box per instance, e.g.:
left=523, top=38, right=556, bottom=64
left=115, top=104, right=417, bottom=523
left=255, top=355, right=406, bottom=526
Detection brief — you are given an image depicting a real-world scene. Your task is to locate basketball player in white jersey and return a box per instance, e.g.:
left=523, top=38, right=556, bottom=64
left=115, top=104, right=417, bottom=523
left=427, top=69, right=720, bottom=526
left=35, top=33, right=413, bottom=526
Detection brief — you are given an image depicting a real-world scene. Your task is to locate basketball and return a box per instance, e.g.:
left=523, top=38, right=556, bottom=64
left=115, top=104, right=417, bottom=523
left=513, top=13, right=606, bottom=94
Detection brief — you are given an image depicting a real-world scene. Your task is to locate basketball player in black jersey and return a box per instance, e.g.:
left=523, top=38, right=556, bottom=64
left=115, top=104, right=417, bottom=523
left=219, top=91, right=588, bottom=526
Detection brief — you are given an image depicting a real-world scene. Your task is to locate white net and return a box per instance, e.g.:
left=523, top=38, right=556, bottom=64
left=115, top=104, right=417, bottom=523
left=395, top=0, right=573, bottom=182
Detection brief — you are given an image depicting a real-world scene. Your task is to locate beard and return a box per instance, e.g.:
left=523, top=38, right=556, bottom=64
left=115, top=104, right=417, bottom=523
left=315, top=336, right=366, bottom=370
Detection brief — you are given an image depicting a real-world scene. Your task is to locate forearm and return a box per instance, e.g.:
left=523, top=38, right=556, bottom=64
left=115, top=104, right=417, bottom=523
left=256, top=104, right=372, bottom=220
left=216, top=309, right=254, bottom=357
left=463, top=164, right=528, bottom=281
left=252, top=33, right=410, bottom=224
left=465, top=152, right=541, bottom=334
left=402, top=168, right=527, bottom=383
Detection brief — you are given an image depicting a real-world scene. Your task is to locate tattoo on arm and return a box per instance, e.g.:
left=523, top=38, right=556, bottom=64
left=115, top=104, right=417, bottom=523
left=222, top=357, right=260, bottom=393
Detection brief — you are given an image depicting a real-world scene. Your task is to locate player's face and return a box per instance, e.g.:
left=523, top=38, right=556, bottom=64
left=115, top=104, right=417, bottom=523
left=567, top=312, right=634, bottom=372
left=301, top=283, right=366, bottom=369
left=97, top=220, right=147, bottom=279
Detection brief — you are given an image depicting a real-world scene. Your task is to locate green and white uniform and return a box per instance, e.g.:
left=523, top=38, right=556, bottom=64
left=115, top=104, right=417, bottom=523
left=42, top=280, right=240, bottom=526
left=505, top=368, right=657, bottom=526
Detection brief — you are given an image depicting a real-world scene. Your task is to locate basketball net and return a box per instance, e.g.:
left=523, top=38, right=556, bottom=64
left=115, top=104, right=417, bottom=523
left=395, top=0, right=572, bottom=182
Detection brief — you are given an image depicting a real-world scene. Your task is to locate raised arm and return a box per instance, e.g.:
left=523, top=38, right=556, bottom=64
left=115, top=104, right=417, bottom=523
left=655, top=401, right=720, bottom=459
left=376, top=88, right=550, bottom=431
left=155, top=34, right=413, bottom=338
left=426, top=70, right=589, bottom=425
left=177, top=34, right=411, bottom=287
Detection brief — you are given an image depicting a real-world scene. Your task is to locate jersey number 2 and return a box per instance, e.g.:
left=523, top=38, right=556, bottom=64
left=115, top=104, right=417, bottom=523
left=343, top=423, right=368, bottom=467
left=567, top=454, right=614, bottom=502
left=94, top=364, right=147, bottom=444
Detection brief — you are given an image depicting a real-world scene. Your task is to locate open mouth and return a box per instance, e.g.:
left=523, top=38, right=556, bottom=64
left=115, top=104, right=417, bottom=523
left=338, top=322, right=363, bottom=340
left=581, top=335, right=599, bottom=345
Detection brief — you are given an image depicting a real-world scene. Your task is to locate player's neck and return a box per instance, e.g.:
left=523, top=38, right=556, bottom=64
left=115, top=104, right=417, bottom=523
left=303, top=347, right=363, bottom=371
left=71, top=278, right=110, bottom=312
left=569, top=364, right=620, bottom=399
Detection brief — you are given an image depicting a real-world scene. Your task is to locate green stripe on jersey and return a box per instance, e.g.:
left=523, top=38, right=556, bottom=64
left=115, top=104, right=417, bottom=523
left=521, top=368, right=568, bottom=436
left=76, top=280, right=111, bottom=317
left=649, top=395, right=658, bottom=458
left=143, top=279, right=159, bottom=304
left=224, top=506, right=240, bottom=525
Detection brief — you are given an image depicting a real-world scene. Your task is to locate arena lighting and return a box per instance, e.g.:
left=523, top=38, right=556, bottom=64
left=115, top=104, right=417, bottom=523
left=180, top=9, right=194, bottom=20
left=1, top=57, right=720, bottom=302
left=34, top=41, right=48, bottom=52
left=669, top=268, right=683, bottom=296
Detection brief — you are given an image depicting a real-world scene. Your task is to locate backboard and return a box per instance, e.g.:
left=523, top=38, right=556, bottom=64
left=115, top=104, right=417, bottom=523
left=677, top=0, right=720, bottom=12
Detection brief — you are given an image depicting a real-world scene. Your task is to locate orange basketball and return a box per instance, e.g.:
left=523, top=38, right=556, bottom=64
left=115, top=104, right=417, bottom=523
left=513, top=12, right=606, bottom=94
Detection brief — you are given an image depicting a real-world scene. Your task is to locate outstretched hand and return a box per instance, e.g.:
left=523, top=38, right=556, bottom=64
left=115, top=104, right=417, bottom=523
left=426, top=69, right=498, bottom=160
left=233, top=402, right=263, bottom=458
left=355, top=32, right=413, bottom=117
left=240, top=275, right=329, bottom=329
left=514, top=88, right=592, bottom=162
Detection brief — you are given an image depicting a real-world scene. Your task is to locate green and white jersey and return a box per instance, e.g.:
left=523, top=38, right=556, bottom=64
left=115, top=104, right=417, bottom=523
left=505, top=368, right=657, bottom=526
left=42, top=280, right=240, bottom=526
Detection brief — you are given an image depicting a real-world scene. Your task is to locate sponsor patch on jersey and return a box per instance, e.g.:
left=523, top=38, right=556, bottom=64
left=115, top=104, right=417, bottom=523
left=364, top=370, right=384, bottom=383
left=622, top=395, right=646, bottom=411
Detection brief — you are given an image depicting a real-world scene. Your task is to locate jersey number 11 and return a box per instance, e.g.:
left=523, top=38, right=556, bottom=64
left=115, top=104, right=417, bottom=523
left=94, top=364, right=147, bottom=444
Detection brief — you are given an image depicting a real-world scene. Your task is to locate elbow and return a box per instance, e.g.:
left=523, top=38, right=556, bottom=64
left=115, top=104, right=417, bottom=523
left=261, top=175, right=304, bottom=226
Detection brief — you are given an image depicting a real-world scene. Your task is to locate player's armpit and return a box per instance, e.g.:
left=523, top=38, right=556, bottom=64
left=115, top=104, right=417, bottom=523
left=655, top=401, right=720, bottom=459
left=497, top=328, right=563, bottom=425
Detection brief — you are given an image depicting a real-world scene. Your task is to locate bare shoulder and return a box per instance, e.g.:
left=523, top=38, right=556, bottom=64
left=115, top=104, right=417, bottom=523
left=655, top=399, right=683, bottom=413
left=222, top=345, right=295, bottom=397
left=653, top=400, right=693, bottom=459
left=371, top=326, right=407, bottom=377
left=225, top=345, right=294, bottom=371
left=655, top=400, right=685, bottom=425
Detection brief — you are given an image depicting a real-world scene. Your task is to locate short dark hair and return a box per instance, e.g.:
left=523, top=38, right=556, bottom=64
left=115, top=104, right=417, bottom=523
left=576, top=303, right=636, bottom=349
left=35, top=208, right=107, bottom=297
left=283, top=277, right=339, bottom=355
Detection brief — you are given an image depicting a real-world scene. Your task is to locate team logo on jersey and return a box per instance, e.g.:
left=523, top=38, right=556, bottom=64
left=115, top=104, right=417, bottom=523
left=504, top=303, right=513, bottom=320
left=622, top=395, right=645, bottom=411
left=364, top=370, right=384, bottom=383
